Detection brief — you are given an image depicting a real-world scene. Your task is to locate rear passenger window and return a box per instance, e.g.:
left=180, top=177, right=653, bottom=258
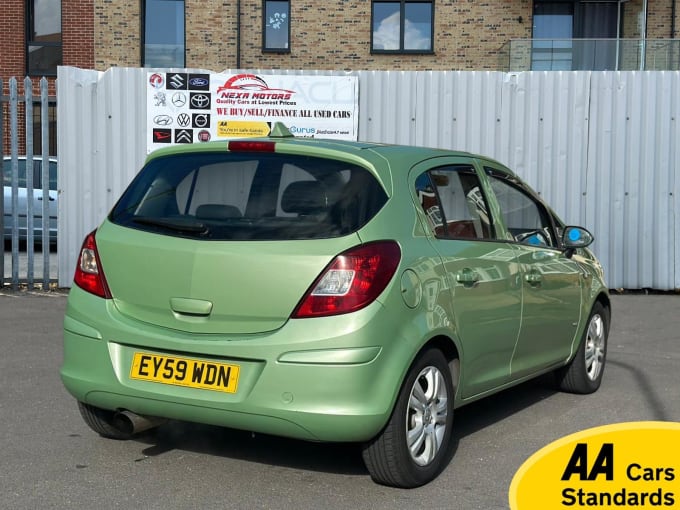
left=110, top=152, right=387, bottom=240
left=415, top=165, right=494, bottom=240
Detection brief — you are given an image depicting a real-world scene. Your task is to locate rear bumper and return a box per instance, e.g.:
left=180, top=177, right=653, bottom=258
left=61, top=286, right=414, bottom=442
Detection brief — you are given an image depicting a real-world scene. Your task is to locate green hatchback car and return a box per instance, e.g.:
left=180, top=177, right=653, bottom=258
left=61, top=125, right=610, bottom=488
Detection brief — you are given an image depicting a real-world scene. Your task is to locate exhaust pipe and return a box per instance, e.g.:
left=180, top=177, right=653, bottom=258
left=113, top=410, right=166, bottom=435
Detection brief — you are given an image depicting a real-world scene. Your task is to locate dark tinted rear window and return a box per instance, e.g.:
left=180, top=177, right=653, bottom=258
left=110, top=152, right=388, bottom=240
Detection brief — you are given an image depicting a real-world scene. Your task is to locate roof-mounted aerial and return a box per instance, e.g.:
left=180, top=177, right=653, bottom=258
left=269, top=122, right=294, bottom=138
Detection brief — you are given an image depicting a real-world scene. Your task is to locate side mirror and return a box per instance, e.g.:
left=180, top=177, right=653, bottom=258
left=562, top=226, right=594, bottom=257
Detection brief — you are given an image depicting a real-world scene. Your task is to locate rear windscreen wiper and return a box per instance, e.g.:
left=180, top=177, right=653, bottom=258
left=133, top=216, right=209, bottom=235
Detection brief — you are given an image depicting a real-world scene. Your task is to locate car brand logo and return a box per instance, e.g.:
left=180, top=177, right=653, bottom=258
left=192, top=113, right=209, bottom=128
left=149, top=73, right=164, bottom=89
left=153, top=92, right=167, bottom=107
left=189, top=74, right=210, bottom=91
left=177, top=113, right=191, bottom=127
left=215, top=73, right=295, bottom=97
left=153, top=115, right=173, bottom=126
left=197, top=130, right=211, bottom=142
left=190, top=93, right=211, bottom=109
left=152, top=128, right=172, bottom=143
left=171, top=92, right=187, bottom=108
left=167, top=73, right=187, bottom=90
left=175, top=129, right=193, bottom=143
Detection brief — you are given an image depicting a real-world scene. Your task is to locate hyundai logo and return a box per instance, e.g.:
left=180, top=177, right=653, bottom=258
left=190, top=94, right=211, bottom=109
left=153, top=115, right=173, bottom=126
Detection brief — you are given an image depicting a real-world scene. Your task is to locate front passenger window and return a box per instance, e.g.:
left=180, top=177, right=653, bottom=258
left=487, top=175, right=556, bottom=248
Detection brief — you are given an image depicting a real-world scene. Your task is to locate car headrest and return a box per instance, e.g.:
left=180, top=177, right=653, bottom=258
left=195, top=204, right=242, bottom=219
left=281, top=181, right=328, bottom=215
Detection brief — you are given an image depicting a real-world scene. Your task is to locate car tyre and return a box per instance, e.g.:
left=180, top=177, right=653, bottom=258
left=77, top=402, right=132, bottom=440
left=556, top=302, right=609, bottom=394
left=362, top=348, right=454, bottom=488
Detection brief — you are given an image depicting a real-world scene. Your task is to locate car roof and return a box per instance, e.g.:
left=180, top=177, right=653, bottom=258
left=144, top=129, right=517, bottom=193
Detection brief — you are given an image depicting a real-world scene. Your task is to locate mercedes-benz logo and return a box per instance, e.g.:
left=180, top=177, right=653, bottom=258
left=172, top=93, right=187, bottom=107
left=190, top=94, right=210, bottom=109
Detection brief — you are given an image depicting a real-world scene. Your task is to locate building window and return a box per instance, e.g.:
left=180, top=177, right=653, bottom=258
left=263, top=1, right=290, bottom=52
left=26, top=0, right=62, bottom=76
left=371, top=0, right=433, bottom=53
left=532, top=1, right=621, bottom=71
left=143, top=0, right=185, bottom=67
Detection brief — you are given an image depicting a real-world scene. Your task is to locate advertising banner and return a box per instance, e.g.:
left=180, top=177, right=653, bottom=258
left=146, top=72, right=358, bottom=153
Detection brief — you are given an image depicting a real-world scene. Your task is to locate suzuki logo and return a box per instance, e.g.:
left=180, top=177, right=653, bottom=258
left=168, top=74, right=186, bottom=89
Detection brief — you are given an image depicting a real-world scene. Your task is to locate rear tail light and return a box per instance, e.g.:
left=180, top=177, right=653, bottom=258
left=73, top=230, right=112, bottom=299
left=292, top=241, right=401, bottom=318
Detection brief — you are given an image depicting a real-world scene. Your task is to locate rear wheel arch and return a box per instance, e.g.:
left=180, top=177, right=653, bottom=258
left=420, top=335, right=461, bottom=395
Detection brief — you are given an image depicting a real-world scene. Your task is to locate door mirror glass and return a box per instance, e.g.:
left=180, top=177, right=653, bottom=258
left=562, top=226, right=594, bottom=248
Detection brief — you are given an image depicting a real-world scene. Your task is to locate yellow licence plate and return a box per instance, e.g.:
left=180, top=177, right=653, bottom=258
left=130, top=352, right=240, bottom=393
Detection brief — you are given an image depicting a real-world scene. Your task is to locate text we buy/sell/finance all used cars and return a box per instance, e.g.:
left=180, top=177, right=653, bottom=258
left=61, top=124, right=610, bottom=488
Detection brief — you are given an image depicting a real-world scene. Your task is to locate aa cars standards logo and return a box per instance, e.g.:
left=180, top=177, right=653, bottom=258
left=509, top=422, right=680, bottom=509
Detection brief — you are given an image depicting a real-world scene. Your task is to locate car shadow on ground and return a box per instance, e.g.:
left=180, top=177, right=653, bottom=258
left=129, top=376, right=558, bottom=478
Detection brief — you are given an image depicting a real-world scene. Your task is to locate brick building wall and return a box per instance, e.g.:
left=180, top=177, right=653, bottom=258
left=94, top=0, right=140, bottom=68
left=1, top=0, right=94, bottom=155
left=95, top=0, right=535, bottom=72
left=93, top=1, right=679, bottom=72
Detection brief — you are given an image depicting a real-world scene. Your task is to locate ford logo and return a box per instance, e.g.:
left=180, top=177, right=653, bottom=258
left=189, top=77, right=209, bottom=87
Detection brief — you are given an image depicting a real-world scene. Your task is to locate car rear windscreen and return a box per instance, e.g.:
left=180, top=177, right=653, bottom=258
left=110, top=152, right=388, bottom=240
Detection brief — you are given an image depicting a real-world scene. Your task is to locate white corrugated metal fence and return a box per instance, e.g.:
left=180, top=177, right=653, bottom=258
left=57, top=67, right=680, bottom=290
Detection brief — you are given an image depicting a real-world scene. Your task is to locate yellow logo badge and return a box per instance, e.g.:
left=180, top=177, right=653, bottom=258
left=509, top=421, right=680, bottom=509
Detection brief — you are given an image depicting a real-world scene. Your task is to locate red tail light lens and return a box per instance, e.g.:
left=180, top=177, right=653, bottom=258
left=292, top=241, right=401, bottom=318
left=73, top=230, right=112, bottom=299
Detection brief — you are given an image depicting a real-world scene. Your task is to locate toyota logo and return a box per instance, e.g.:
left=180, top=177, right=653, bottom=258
left=172, top=93, right=187, bottom=107
left=153, top=115, right=173, bottom=126
left=190, top=94, right=210, bottom=109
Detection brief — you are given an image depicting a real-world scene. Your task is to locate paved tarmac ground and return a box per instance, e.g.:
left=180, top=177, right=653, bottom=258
left=0, top=291, right=678, bottom=509
left=2, top=245, right=59, bottom=284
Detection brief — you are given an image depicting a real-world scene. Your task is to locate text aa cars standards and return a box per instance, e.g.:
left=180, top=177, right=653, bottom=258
left=61, top=124, right=610, bottom=488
